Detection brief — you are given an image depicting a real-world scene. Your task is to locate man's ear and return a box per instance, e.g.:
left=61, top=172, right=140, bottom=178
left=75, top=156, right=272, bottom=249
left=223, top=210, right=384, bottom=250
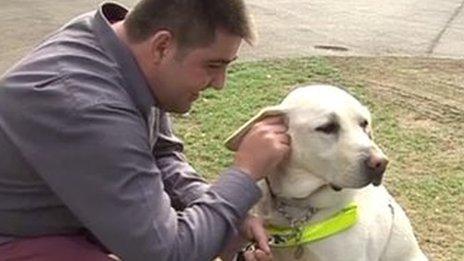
left=225, top=105, right=288, bottom=151
left=149, top=30, right=175, bottom=64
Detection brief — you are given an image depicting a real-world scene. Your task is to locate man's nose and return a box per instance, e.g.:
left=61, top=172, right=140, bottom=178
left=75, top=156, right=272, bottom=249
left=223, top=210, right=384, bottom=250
left=365, top=152, right=389, bottom=186
left=210, top=71, right=226, bottom=90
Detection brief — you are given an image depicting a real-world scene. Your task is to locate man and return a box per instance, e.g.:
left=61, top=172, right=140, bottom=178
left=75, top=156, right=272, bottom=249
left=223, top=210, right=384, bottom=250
left=0, top=1, right=290, bottom=260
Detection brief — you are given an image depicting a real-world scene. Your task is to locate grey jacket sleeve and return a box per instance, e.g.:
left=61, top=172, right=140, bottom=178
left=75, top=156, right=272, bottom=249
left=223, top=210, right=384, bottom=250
left=153, top=111, right=210, bottom=210
left=0, top=77, right=261, bottom=260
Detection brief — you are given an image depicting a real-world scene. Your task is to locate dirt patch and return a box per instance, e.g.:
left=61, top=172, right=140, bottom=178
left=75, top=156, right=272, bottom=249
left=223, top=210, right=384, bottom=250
left=327, top=57, right=464, bottom=126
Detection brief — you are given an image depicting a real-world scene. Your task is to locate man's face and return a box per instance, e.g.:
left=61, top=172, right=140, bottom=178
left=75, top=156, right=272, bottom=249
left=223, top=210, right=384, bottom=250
left=150, top=30, right=242, bottom=113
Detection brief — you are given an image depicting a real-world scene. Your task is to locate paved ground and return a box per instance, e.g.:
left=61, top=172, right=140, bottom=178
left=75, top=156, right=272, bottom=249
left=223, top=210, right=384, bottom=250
left=1, top=0, right=463, bottom=73
left=240, top=0, right=464, bottom=60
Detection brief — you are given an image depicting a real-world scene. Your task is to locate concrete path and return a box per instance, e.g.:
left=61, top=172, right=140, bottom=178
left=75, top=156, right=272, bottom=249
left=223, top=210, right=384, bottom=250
left=1, top=0, right=463, bottom=73
left=240, top=0, right=464, bottom=60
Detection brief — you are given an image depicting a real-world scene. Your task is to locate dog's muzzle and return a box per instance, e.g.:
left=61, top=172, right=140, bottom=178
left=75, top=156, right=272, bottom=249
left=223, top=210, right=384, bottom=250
left=364, top=153, right=389, bottom=186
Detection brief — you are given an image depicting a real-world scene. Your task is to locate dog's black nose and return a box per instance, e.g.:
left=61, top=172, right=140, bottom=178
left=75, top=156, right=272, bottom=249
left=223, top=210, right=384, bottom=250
left=365, top=154, right=389, bottom=186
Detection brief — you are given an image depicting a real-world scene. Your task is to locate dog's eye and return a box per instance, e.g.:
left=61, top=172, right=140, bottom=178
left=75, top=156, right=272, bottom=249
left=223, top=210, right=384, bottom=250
left=360, top=119, right=369, bottom=129
left=316, top=122, right=339, bottom=134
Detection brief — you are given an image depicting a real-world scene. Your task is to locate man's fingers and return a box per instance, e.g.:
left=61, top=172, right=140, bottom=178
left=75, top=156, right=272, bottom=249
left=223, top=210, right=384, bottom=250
left=244, top=249, right=273, bottom=261
left=254, top=249, right=273, bottom=261
left=250, top=222, right=271, bottom=254
left=276, top=133, right=291, bottom=145
left=243, top=250, right=257, bottom=261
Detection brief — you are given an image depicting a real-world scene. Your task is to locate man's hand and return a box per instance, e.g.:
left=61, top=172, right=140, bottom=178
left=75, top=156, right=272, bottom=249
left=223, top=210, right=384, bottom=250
left=242, top=249, right=272, bottom=261
left=234, top=116, right=290, bottom=181
left=240, top=215, right=273, bottom=261
left=218, top=215, right=272, bottom=261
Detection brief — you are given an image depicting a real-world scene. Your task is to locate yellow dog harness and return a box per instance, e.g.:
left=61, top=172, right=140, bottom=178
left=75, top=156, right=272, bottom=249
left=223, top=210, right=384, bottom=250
left=267, top=203, right=358, bottom=248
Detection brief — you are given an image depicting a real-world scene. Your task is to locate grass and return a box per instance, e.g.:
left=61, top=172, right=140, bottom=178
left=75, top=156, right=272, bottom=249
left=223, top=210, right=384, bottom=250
left=172, top=57, right=463, bottom=261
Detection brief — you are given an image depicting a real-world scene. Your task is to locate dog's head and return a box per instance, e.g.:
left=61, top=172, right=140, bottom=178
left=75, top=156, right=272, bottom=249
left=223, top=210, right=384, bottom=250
left=226, top=85, right=388, bottom=198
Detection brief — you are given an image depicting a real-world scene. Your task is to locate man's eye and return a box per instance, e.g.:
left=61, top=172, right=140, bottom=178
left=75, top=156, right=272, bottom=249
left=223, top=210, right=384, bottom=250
left=315, top=122, right=339, bottom=134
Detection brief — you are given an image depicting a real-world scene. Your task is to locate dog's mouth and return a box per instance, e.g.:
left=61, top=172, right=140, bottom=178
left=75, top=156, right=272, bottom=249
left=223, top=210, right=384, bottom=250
left=371, top=173, right=384, bottom=187
left=330, top=183, right=343, bottom=191
left=329, top=176, right=381, bottom=191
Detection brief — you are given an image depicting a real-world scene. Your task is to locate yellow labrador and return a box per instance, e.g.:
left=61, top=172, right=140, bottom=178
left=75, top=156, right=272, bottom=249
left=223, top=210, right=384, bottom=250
left=227, top=85, right=427, bottom=261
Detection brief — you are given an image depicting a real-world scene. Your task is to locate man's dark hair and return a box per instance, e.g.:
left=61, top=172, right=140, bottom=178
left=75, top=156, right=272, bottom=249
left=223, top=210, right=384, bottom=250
left=124, top=0, right=256, bottom=48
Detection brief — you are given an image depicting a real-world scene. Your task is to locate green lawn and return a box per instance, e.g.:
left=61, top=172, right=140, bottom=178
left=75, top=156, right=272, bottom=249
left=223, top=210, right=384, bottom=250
left=172, top=57, right=463, bottom=261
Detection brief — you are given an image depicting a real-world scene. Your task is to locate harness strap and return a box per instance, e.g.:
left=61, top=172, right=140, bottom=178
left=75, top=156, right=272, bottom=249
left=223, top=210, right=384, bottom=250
left=267, top=203, right=359, bottom=247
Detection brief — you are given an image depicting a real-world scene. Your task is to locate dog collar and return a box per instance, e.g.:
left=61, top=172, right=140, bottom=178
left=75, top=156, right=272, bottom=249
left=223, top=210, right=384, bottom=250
left=267, top=203, right=358, bottom=248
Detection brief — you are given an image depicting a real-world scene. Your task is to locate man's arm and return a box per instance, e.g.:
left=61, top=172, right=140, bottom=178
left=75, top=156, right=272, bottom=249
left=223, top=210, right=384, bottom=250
left=0, top=77, right=261, bottom=260
left=153, top=110, right=210, bottom=210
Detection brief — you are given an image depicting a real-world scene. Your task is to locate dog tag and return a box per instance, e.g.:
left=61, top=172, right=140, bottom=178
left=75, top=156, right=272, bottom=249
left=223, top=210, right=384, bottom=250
left=294, top=245, right=304, bottom=259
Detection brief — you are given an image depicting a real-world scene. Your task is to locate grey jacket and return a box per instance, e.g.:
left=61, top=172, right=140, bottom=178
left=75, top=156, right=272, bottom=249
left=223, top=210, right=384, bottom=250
left=0, top=3, right=261, bottom=260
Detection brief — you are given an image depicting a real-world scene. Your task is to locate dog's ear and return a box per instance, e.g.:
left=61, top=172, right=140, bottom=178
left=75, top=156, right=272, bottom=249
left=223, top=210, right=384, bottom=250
left=225, top=106, right=288, bottom=151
